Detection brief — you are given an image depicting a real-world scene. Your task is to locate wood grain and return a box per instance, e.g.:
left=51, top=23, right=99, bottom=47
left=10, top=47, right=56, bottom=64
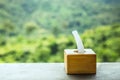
left=64, top=49, right=96, bottom=74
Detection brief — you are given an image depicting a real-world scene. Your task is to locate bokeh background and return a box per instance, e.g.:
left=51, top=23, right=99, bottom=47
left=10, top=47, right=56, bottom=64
left=0, top=0, right=120, bottom=62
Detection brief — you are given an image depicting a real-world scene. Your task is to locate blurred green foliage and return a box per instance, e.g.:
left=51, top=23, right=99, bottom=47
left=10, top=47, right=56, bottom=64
left=0, top=0, right=120, bottom=62
left=0, top=0, right=120, bottom=34
left=82, top=24, right=120, bottom=62
left=0, top=24, right=120, bottom=62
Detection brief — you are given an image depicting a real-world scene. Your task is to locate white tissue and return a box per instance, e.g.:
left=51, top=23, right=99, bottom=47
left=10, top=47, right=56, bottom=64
left=72, top=30, right=85, bottom=53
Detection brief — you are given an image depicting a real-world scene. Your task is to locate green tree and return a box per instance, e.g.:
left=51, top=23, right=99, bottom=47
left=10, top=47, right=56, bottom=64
left=24, top=21, right=38, bottom=35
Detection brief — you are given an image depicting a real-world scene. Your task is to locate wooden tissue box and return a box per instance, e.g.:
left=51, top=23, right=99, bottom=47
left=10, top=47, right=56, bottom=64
left=64, top=49, right=96, bottom=74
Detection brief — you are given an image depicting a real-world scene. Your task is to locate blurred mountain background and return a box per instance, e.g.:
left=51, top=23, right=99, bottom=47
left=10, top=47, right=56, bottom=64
left=0, top=0, right=120, bottom=62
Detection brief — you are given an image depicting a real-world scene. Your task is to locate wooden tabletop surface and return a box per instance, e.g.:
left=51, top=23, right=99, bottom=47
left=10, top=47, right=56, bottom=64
left=0, top=63, right=120, bottom=80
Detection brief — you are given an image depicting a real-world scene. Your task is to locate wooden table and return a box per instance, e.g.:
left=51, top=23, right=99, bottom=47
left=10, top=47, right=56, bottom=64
left=0, top=63, right=120, bottom=80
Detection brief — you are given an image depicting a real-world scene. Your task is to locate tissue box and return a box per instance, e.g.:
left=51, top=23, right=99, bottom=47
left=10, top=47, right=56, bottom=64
left=64, top=49, right=96, bottom=74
